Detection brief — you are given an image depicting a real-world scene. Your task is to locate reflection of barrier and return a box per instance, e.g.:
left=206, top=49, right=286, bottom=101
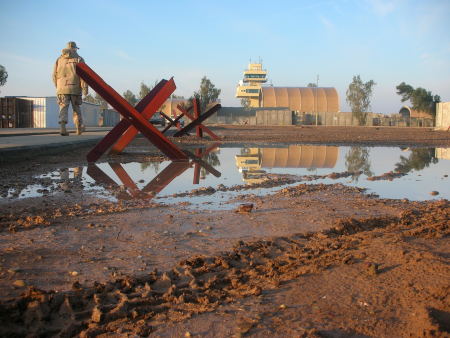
left=76, top=63, right=188, bottom=163
left=175, top=99, right=221, bottom=140
left=86, top=144, right=221, bottom=200
left=188, top=143, right=222, bottom=184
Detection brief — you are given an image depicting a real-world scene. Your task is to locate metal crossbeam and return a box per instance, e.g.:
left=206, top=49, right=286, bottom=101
left=174, top=103, right=221, bottom=140
left=194, top=98, right=203, bottom=137
left=76, top=63, right=187, bottom=162
left=160, top=111, right=185, bottom=133
left=107, top=82, right=178, bottom=155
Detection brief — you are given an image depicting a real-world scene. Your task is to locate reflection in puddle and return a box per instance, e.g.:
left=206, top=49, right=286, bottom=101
left=236, top=145, right=339, bottom=183
left=1, top=145, right=449, bottom=204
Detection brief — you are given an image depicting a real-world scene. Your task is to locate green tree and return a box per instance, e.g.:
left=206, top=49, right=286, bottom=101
left=141, top=161, right=161, bottom=173
left=394, top=148, right=438, bottom=173
left=83, top=93, right=95, bottom=104
left=138, top=81, right=152, bottom=100
left=83, top=92, right=108, bottom=111
left=95, top=93, right=108, bottom=111
left=345, top=147, right=373, bottom=182
left=200, top=151, right=221, bottom=178
left=241, top=98, right=250, bottom=108
left=307, top=83, right=317, bottom=87
left=240, top=147, right=250, bottom=155
left=123, top=90, right=137, bottom=107
left=0, top=65, right=8, bottom=89
left=192, top=76, right=221, bottom=113
left=171, top=94, right=184, bottom=99
left=396, top=82, right=441, bottom=117
left=346, top=75, right=376, bottom=126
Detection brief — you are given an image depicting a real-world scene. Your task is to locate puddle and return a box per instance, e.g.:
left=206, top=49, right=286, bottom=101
left=1, top=145, right=449, bottom=208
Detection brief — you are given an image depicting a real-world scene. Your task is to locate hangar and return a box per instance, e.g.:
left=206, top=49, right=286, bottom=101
left=260, top=86, right=340, bottom=112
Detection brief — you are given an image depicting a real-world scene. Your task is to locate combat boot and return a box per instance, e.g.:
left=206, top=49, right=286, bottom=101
left=76, top=123, right=83, bottom=135
left=60, top=123, right=69, bottom=136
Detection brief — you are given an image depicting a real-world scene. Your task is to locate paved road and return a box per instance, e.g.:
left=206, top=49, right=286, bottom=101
left=0, top=125, right=181, bottom=162
left=0, top=127, right=115, bottom=162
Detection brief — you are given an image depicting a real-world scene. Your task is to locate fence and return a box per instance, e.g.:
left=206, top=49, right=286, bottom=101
left=101, top=109, right=121, bottom=127
left=203, top=107, right=292, bottom=125
left=295, top=112, right=434, bottom=127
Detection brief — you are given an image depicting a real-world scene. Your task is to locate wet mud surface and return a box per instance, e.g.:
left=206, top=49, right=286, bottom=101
left=0, top=126, right=449, bottom=337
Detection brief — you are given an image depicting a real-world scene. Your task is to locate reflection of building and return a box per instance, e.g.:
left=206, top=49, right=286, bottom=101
left=235, top=145, right=339, bottom=183
left=235, top=61, right=268, bottom=107
left=436, top=148, right=450, bottom=160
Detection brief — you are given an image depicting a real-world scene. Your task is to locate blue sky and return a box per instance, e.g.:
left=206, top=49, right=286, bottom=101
left=1, top=0, right=449, bottom=115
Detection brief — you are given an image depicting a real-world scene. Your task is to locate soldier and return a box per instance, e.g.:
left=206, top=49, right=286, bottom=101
left=52, top=41, right=88, bottom=136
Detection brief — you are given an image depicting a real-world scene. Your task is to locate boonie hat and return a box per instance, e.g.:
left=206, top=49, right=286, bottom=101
left=66, top=41, right=79, bottom=49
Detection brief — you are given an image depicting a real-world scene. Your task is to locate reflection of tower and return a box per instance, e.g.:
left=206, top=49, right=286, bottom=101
left=235, top=148, right=265, bottom=184
left=74, top=167, right=83, bottom=180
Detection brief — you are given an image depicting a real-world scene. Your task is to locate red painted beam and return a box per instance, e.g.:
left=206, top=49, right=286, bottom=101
left=86, top=80, right=170, bottom=162
left=86, top=165, right=133, bottom=200
left=108, top=79, right=177, bottom=155
left=76, top=63, right=187, bottom=162
left=193, top=98, right=203, bottom=138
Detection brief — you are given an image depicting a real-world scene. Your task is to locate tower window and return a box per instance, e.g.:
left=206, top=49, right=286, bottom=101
left=245, top=74, right=266, bottom=79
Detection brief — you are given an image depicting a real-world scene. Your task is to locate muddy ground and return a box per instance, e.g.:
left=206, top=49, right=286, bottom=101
left=0, top=126, right=449, bottom=337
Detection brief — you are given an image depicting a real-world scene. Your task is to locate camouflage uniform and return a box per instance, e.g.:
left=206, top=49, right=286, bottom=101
left=52, top=42, right=88, bottom=135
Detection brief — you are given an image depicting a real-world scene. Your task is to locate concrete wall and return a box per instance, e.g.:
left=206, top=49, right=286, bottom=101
left=80, top=102, right=100, bottom=127
left=297, top=112, right=373, bottom=126
left=256, top=109, right=292, bottom=125
left=435, top=102, right=450, bottom=130
left=22, top=97, right=100, bottom=127
left=102, top=109, right=121, bottom=127
left=204, top=107, right=292, bottom=125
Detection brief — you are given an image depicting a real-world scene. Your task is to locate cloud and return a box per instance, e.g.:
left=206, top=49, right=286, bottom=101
left=319, top=15, right=336, bottom=31
left=365, top=0, right=397, bottom=16
left=114, top=49, right=133, bottom=60
left=0, top=51, right=44, bottom=65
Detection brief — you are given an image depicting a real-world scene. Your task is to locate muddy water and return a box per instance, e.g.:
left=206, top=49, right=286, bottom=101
left=2, top=145, right=449, bottom=205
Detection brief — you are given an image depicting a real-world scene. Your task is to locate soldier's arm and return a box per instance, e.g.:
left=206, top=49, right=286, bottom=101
left=78, top=57, right=88, bottom=95
left=52, top=59, right=58, bottom=87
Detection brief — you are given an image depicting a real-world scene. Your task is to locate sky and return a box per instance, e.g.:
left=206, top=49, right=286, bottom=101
left=1, top=0, right=449, bottom=115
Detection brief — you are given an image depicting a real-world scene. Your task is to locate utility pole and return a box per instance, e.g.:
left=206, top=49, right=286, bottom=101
left=316, top=74, right=319, bottom=112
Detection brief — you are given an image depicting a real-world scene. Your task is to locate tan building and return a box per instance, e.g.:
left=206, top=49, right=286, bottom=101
left=160, top=98, right=190, bottom=117
left=235, top=60, right=340, bottom=112
left=235, top=61, right=268, bottom=107
left=398, top=106, right=429, bottom=118
left=260, top=86, right=340, bottom=112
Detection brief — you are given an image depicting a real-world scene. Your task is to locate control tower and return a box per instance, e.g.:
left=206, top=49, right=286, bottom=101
left=235, top=60, right=268, bottom=107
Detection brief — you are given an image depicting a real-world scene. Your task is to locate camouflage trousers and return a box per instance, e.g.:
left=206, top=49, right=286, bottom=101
left=57, top=94, right=83, bottom=125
